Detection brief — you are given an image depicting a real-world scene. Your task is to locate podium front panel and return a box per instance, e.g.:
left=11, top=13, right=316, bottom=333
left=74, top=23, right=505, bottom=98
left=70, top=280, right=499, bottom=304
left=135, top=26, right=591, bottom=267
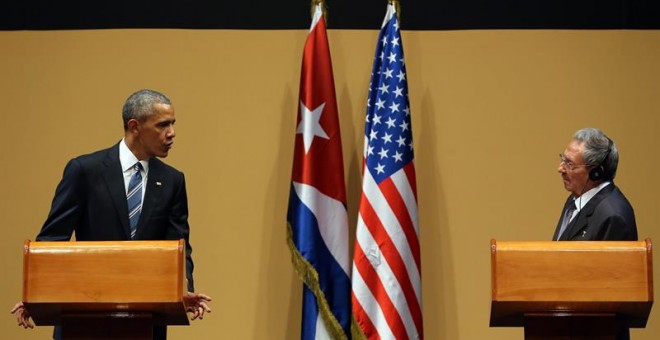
left=22, top=240, right=188, bottom=325
left=490, top=239, right=653, bottom=328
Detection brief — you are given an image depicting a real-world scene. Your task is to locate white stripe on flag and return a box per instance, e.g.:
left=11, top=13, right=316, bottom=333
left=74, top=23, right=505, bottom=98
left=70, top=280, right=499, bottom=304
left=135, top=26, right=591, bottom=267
left=314, top=313, right=332, bottom=340
left=293, top=181, right=350, bottom=276
left=390, top=169, right=419, bottom=234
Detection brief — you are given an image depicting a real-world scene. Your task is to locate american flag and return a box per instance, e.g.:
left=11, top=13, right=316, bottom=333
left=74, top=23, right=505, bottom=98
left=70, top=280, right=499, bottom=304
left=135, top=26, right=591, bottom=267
left=352, top=4, right=423, bottom=340
left=286, top=4, right=351, bottom=340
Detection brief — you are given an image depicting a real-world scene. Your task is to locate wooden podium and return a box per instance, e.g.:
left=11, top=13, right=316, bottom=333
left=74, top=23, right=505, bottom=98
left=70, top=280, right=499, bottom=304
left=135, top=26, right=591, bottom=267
left=490, top=239, right=654, bottom=339
left=22, top=240, right=189, bottom=339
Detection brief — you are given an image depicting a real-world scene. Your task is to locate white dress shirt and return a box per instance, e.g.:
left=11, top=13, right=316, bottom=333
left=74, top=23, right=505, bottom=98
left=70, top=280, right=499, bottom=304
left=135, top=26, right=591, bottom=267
left=119, top=139, right=148, bottom=202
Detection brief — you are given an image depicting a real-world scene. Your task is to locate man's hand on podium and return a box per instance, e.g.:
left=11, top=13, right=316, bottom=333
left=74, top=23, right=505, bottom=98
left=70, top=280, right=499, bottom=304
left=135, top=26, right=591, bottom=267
left=10, top=302, right=34, bottom=329
left=183, top=292, right=212, bottom=320
left=11, top=293, right=211, bottom=327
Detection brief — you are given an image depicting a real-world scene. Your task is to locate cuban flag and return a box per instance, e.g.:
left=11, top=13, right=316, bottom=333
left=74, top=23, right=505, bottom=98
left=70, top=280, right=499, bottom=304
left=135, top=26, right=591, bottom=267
left=286, top=4, right=351, bottom=340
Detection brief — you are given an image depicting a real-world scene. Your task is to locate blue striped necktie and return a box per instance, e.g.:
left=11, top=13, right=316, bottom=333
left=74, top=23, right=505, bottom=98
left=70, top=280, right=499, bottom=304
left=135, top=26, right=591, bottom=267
left=127, top=162, right=143, bottom=239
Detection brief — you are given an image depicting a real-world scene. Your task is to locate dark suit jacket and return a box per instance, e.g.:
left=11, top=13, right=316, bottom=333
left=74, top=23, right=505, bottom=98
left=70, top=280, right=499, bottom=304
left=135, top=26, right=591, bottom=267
left=36, top=142, right=195, bottom=339
left=553, top=184, right=637, bottom=241
left=552, top=183, right=637, bottom=340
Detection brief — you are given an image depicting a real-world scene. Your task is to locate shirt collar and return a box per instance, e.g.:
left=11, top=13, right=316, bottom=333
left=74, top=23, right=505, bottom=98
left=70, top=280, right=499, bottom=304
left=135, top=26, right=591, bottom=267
left=119, top=139, right=149, bottom=173
left=572, top=181, right=611, bottom=211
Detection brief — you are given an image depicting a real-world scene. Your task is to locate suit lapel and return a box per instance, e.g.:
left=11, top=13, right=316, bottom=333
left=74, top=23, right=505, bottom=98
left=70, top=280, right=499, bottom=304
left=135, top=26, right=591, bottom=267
left=561, top=185, right=615, bottom=240
left=553, top=196, right=574, bottom=240
left=102, top=143, right=132, bottom=239
left=562, top=210, right=588, bottom=240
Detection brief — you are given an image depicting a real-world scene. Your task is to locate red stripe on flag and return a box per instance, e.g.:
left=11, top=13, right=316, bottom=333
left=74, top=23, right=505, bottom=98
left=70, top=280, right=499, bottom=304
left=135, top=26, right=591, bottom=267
left=403, top=162, right=418, bottom=200
left=351, top=288, right=381, bottom=340
left=353, top=242, right=408, bottom=339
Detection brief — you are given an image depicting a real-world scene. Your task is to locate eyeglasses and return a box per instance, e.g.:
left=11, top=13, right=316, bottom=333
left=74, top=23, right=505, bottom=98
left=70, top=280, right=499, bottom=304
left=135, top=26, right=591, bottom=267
left=559, top=154, right=590, bottom=171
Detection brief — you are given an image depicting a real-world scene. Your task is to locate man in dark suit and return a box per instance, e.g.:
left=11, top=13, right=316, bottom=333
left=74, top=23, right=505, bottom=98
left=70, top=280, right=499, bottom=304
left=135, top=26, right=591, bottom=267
left=554, top=127, right=637, bottom=241
left=11, top=89, right=212, bottom=339
left=554, top=127, right=637, bottom=339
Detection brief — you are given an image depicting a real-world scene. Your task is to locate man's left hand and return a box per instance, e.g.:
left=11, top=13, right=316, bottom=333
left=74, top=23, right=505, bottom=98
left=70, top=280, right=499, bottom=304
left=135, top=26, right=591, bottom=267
left=183, top=292, right=212, bottom=320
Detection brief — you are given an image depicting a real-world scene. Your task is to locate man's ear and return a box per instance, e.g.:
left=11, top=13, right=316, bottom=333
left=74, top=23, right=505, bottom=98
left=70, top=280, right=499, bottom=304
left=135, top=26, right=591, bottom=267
left=126, top=118, right=140, bottom=135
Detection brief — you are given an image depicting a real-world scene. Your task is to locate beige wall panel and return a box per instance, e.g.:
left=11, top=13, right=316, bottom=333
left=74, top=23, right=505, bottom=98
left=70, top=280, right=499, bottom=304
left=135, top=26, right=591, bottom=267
left=0, top=28, right=658, bottom=339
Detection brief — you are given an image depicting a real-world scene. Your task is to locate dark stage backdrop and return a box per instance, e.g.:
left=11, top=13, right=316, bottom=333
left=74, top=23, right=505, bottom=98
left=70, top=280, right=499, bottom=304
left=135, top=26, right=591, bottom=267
left=1, top=0, right=659, bottom=30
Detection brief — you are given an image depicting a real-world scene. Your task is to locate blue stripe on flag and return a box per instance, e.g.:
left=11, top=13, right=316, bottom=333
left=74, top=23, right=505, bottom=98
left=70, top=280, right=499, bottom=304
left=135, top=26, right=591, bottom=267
left=287, top=185, right=352, bottom=336
left=302, top=286, right=320, bottom=339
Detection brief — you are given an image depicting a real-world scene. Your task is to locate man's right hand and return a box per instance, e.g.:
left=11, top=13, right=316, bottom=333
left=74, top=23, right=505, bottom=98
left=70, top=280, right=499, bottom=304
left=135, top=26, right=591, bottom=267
left=10, top=302, right=34, bottom=329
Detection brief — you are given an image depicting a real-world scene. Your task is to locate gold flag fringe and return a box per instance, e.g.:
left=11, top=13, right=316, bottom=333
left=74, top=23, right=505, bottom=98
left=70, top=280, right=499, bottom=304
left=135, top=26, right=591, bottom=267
left=287, top=223, right=348, bottom=340
left=351, top=316, right=368, bottom=340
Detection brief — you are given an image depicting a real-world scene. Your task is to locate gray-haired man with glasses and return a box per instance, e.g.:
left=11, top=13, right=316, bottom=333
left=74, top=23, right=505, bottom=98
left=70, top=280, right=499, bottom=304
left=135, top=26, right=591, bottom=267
left=554, top=127, right=637, bottom=340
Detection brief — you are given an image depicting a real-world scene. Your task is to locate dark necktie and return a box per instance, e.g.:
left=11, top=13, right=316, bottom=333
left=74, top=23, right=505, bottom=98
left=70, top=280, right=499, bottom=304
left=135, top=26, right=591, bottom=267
left=127, top=162, right=143, bottom=239
left=556, top=204, right=576, bottom=240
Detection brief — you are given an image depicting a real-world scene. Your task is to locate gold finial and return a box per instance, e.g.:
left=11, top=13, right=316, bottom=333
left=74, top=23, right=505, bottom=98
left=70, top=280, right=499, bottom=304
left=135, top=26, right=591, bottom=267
left=311, top=0, right=328, bottom=21
left=389, top=0, right=401, bottom=21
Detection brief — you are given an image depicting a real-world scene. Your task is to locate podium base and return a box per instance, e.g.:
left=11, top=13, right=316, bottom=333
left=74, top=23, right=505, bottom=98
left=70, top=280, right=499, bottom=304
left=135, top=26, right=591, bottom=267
left=524, top=313, right=620, bottom=340
left=61, top=312, right=154, bottom=340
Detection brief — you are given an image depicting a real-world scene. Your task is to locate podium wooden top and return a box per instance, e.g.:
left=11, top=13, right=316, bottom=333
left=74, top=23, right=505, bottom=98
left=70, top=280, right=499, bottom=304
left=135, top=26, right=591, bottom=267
left=23, top=240, right=188, bottom=325
left=490, top=239, right=654, bottom=328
